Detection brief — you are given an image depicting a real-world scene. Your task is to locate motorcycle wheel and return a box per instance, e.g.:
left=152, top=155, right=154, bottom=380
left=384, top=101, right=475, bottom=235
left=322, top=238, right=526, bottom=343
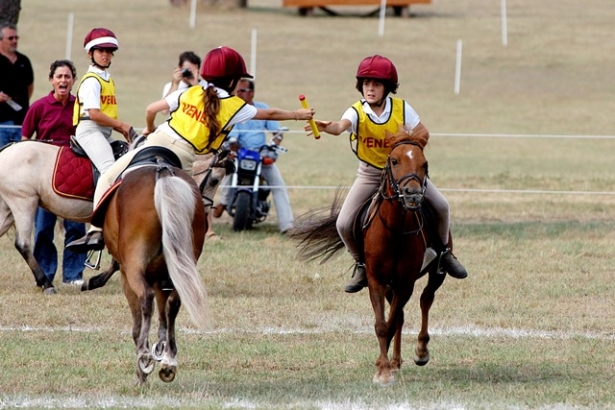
left=233, top=191, right=251, bottom=232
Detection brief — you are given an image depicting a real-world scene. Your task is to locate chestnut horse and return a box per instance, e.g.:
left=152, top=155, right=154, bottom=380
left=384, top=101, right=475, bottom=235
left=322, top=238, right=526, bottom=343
left=292, top=129, right=448, bottom=386
left=100, top=152, right=215, bottom=384
left=0, top=140, right=228, bottom=294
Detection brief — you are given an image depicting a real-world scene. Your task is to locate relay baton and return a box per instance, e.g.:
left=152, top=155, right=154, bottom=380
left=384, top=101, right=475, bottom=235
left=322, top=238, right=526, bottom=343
left=298, top=94, right=320, bottom=140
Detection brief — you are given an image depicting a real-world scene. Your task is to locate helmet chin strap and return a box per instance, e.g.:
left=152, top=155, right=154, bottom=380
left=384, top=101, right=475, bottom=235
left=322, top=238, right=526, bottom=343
left=90, top=54, right=111, bottom=70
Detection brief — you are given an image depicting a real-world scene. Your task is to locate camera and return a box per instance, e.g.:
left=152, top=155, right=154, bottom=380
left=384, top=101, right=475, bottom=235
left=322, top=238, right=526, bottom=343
left=181, top=68, right=193, bottom=79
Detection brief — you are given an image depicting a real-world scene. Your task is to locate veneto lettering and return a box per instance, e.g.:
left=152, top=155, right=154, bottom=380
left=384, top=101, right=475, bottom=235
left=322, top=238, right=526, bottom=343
left=100, top=95, right=117, bottom=105
left=181, top=102, right=207, bottom=124
left=361, top=136, right=392, bottom=149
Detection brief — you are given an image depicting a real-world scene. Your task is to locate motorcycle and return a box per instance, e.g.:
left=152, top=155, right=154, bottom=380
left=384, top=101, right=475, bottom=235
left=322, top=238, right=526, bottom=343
left=226, top=127, right=288, bottom=232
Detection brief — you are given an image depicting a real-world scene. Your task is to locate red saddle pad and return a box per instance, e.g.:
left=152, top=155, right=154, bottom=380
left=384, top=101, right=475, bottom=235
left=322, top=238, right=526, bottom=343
left=52, top=147, right=95, bottom=201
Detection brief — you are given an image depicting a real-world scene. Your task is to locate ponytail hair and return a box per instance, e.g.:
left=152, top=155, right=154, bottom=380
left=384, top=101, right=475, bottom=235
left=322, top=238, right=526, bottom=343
left=204, top=85, right=221, bottom=146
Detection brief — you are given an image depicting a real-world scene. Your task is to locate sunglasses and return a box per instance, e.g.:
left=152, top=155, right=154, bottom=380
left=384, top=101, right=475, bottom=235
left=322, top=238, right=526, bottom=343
left=5, top=36, right=19, bottom=41
left=237, top=88, right=252, bottom=93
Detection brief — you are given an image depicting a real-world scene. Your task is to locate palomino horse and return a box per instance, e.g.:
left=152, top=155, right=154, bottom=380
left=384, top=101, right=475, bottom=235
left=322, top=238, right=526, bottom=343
left=0, top=140, right=229, bottom=294
left=97, top=151, right=211, bottom=384
left=292, top=129, right=449, bottom=386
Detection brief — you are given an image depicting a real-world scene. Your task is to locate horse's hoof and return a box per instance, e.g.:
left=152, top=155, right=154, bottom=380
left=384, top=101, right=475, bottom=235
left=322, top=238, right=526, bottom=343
left=152, top=341, right=166, bottom=362
left=159, top=365, right=176, bottom=383
left=413, top=352, right=430, bottom=366
left=372, top=372, right=395, bottom=387
left=43, top=287, right=57, bottom=295
left=138, top=354, right=155, bottom=375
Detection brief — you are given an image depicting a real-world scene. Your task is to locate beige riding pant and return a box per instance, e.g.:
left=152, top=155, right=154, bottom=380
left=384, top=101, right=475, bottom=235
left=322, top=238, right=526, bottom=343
left=336, top=161, right=450, bottom=262
left=90, top=130, right=196, bottom=228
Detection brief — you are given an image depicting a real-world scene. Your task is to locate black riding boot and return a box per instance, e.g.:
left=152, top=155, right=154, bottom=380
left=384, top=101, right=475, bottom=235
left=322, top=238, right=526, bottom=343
left=438, top=246, right=468, bottom=279
left=345, top=262, right=367, bottom=293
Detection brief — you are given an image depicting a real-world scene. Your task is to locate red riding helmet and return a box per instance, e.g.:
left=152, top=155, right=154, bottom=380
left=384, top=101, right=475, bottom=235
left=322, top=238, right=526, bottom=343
left=200, top=46, right=253, bottom=81
left=83, top=28, right=119, bottom=52
left=356, top=55, right=398, bottom=86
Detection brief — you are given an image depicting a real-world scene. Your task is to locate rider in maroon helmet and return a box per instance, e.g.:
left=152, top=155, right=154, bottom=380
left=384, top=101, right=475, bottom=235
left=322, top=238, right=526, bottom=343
left=307, top=55, right=468, bottom=293
left=68, top=46, right=315, bottom=253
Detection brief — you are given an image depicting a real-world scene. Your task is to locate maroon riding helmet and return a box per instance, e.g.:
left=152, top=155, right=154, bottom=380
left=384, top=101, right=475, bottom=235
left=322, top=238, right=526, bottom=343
left=355, top=55, right=399, bottom=95
left=83, top=28, right=119, bottom=52
left=200, top=46, right=253, bottom=81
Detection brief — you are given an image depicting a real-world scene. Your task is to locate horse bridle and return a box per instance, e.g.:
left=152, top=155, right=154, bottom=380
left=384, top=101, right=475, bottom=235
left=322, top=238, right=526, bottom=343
left=372, top=140, right=429, bottom=236
left=379, top=140, right=428, bottom=209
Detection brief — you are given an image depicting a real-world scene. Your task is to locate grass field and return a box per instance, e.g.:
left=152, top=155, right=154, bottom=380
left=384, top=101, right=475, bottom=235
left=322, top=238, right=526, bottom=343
left=1, top=0, right=615, bottom=408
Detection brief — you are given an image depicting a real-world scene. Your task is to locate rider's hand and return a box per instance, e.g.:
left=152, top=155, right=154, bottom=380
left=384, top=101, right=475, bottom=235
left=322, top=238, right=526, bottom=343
left=295, top=107, right=314, bottom=121
left=305, top=120, right=331, bottom=135
left=115, top=122, right=134, bottom=142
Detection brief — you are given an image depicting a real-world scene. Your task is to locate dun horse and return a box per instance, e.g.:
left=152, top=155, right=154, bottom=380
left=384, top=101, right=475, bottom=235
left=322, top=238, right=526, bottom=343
left=292, top=129, right=449, bottom=386
left=0, top=140, right=228, bottom=294
left=98, top=152, right=211, bottom=384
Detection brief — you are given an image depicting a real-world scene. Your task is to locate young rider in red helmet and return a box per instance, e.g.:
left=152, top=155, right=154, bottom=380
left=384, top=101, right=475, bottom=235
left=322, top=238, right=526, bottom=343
left=67, top=46, right=314, bottom=252
left=308, top=55, right=468, bottom=293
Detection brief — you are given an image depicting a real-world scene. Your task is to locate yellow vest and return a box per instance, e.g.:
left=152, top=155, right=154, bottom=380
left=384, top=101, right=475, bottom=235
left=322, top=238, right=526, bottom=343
left=73, top=72, right=118, bottom=126
left=350, top=97, right=406, bottom=169
left=167, top=86, right=246, bottom=153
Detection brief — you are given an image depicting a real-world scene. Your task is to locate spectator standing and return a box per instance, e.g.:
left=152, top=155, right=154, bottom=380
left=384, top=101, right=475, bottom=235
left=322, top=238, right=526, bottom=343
left=21, top=60, right=86, bottom=286
left=0, top=22, right=34, bottom=148
left=213, top=78, right=294, bottom=234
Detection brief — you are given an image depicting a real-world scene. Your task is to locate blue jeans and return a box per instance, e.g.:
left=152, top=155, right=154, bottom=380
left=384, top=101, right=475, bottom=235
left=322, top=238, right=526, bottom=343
left=34, top=208, right=87, bottom=283
left=0, top=121, right=21, bottom=148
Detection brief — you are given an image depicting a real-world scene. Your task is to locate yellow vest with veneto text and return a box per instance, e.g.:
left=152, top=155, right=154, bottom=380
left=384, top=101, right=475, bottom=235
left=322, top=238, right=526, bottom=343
left=350, top=97, right=406, bottom=169
left=73, top=72, right=118, bottom=126
left=167, top=86, right=246, bottom=154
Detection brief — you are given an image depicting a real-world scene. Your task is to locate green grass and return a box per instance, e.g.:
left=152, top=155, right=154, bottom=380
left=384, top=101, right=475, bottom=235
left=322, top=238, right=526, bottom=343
left=3, top=0, right=615, bottom=408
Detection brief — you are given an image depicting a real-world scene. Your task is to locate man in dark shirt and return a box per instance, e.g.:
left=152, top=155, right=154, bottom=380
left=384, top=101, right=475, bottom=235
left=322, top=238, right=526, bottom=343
left=0, top=22, right=34, bottom=148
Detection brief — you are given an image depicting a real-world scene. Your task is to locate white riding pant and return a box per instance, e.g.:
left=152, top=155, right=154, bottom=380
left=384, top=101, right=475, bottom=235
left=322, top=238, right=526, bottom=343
left=336, top=162, right=450, bottom=262
left=75, top=121, right=115, bottom=175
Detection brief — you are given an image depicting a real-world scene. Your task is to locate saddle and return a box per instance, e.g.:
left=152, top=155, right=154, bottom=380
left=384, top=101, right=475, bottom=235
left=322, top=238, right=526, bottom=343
left=90, top=146, right=182, bottom=227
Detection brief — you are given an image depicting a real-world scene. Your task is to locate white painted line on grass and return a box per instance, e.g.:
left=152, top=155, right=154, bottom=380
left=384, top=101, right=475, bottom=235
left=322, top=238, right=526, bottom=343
left=1, top=324, right=613, bottom=341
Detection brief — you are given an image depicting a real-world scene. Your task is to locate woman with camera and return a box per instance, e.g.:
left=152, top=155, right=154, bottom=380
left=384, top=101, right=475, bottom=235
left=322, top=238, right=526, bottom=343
left=162, top=51, right=206, bottom=100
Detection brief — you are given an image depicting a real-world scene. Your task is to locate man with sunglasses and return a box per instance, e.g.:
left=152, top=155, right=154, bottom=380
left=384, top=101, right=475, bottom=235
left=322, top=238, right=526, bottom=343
left=0, top=23, right=34, bottom=148
left=213, top=78, right=295, bottom=235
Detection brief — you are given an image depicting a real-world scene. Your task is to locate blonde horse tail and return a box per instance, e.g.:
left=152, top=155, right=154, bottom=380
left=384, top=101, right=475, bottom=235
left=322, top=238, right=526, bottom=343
left=154, top=173, right=210, bottom=330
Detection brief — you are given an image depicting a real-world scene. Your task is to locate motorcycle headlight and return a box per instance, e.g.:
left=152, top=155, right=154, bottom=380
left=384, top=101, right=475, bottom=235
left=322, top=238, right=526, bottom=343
left=239, top=159, right=257, bottom=171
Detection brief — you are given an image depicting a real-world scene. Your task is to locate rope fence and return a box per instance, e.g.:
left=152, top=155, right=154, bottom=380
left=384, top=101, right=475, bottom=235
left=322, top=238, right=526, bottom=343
left=9, top=126, right=615, bottom=196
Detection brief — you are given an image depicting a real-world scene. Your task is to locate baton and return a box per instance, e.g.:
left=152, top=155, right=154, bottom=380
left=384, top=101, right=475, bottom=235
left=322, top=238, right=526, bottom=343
left=298, top=94, right=320, bottom=140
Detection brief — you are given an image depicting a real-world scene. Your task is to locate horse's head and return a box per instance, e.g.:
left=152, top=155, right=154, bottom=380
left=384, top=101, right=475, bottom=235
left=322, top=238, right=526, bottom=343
left=193, top=149, right=235, bottom=209
left=381, top=127, right=429, bottom=211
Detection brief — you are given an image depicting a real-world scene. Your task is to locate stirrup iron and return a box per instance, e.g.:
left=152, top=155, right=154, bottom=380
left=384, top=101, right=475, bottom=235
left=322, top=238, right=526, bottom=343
left=84, top=249, right=102, bottom=270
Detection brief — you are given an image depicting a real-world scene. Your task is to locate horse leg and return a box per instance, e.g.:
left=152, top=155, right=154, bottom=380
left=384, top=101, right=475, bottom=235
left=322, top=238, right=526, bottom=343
left=414, top=268, right=446, bottom=366
left=152, top=286, right=169, bottom=362
left=389, top=287, right=413, bottom=371
left=368, top=281, right=395, bottom=386
left=81, top=259, right=120, bottom=292
left=158, top=289, right=181, bottom=383
left=121, top=270, right=155, bottom=384
left=11, top=211, right=55, bottom=293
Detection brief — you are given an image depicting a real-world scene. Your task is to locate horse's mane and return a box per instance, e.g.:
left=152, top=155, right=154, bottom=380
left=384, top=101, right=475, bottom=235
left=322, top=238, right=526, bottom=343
left=385, top=126, right=428, bottom=150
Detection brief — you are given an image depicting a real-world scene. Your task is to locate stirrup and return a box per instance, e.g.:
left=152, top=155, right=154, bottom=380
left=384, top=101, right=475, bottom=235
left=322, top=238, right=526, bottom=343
left=84, top=250, right=102, bottom=270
